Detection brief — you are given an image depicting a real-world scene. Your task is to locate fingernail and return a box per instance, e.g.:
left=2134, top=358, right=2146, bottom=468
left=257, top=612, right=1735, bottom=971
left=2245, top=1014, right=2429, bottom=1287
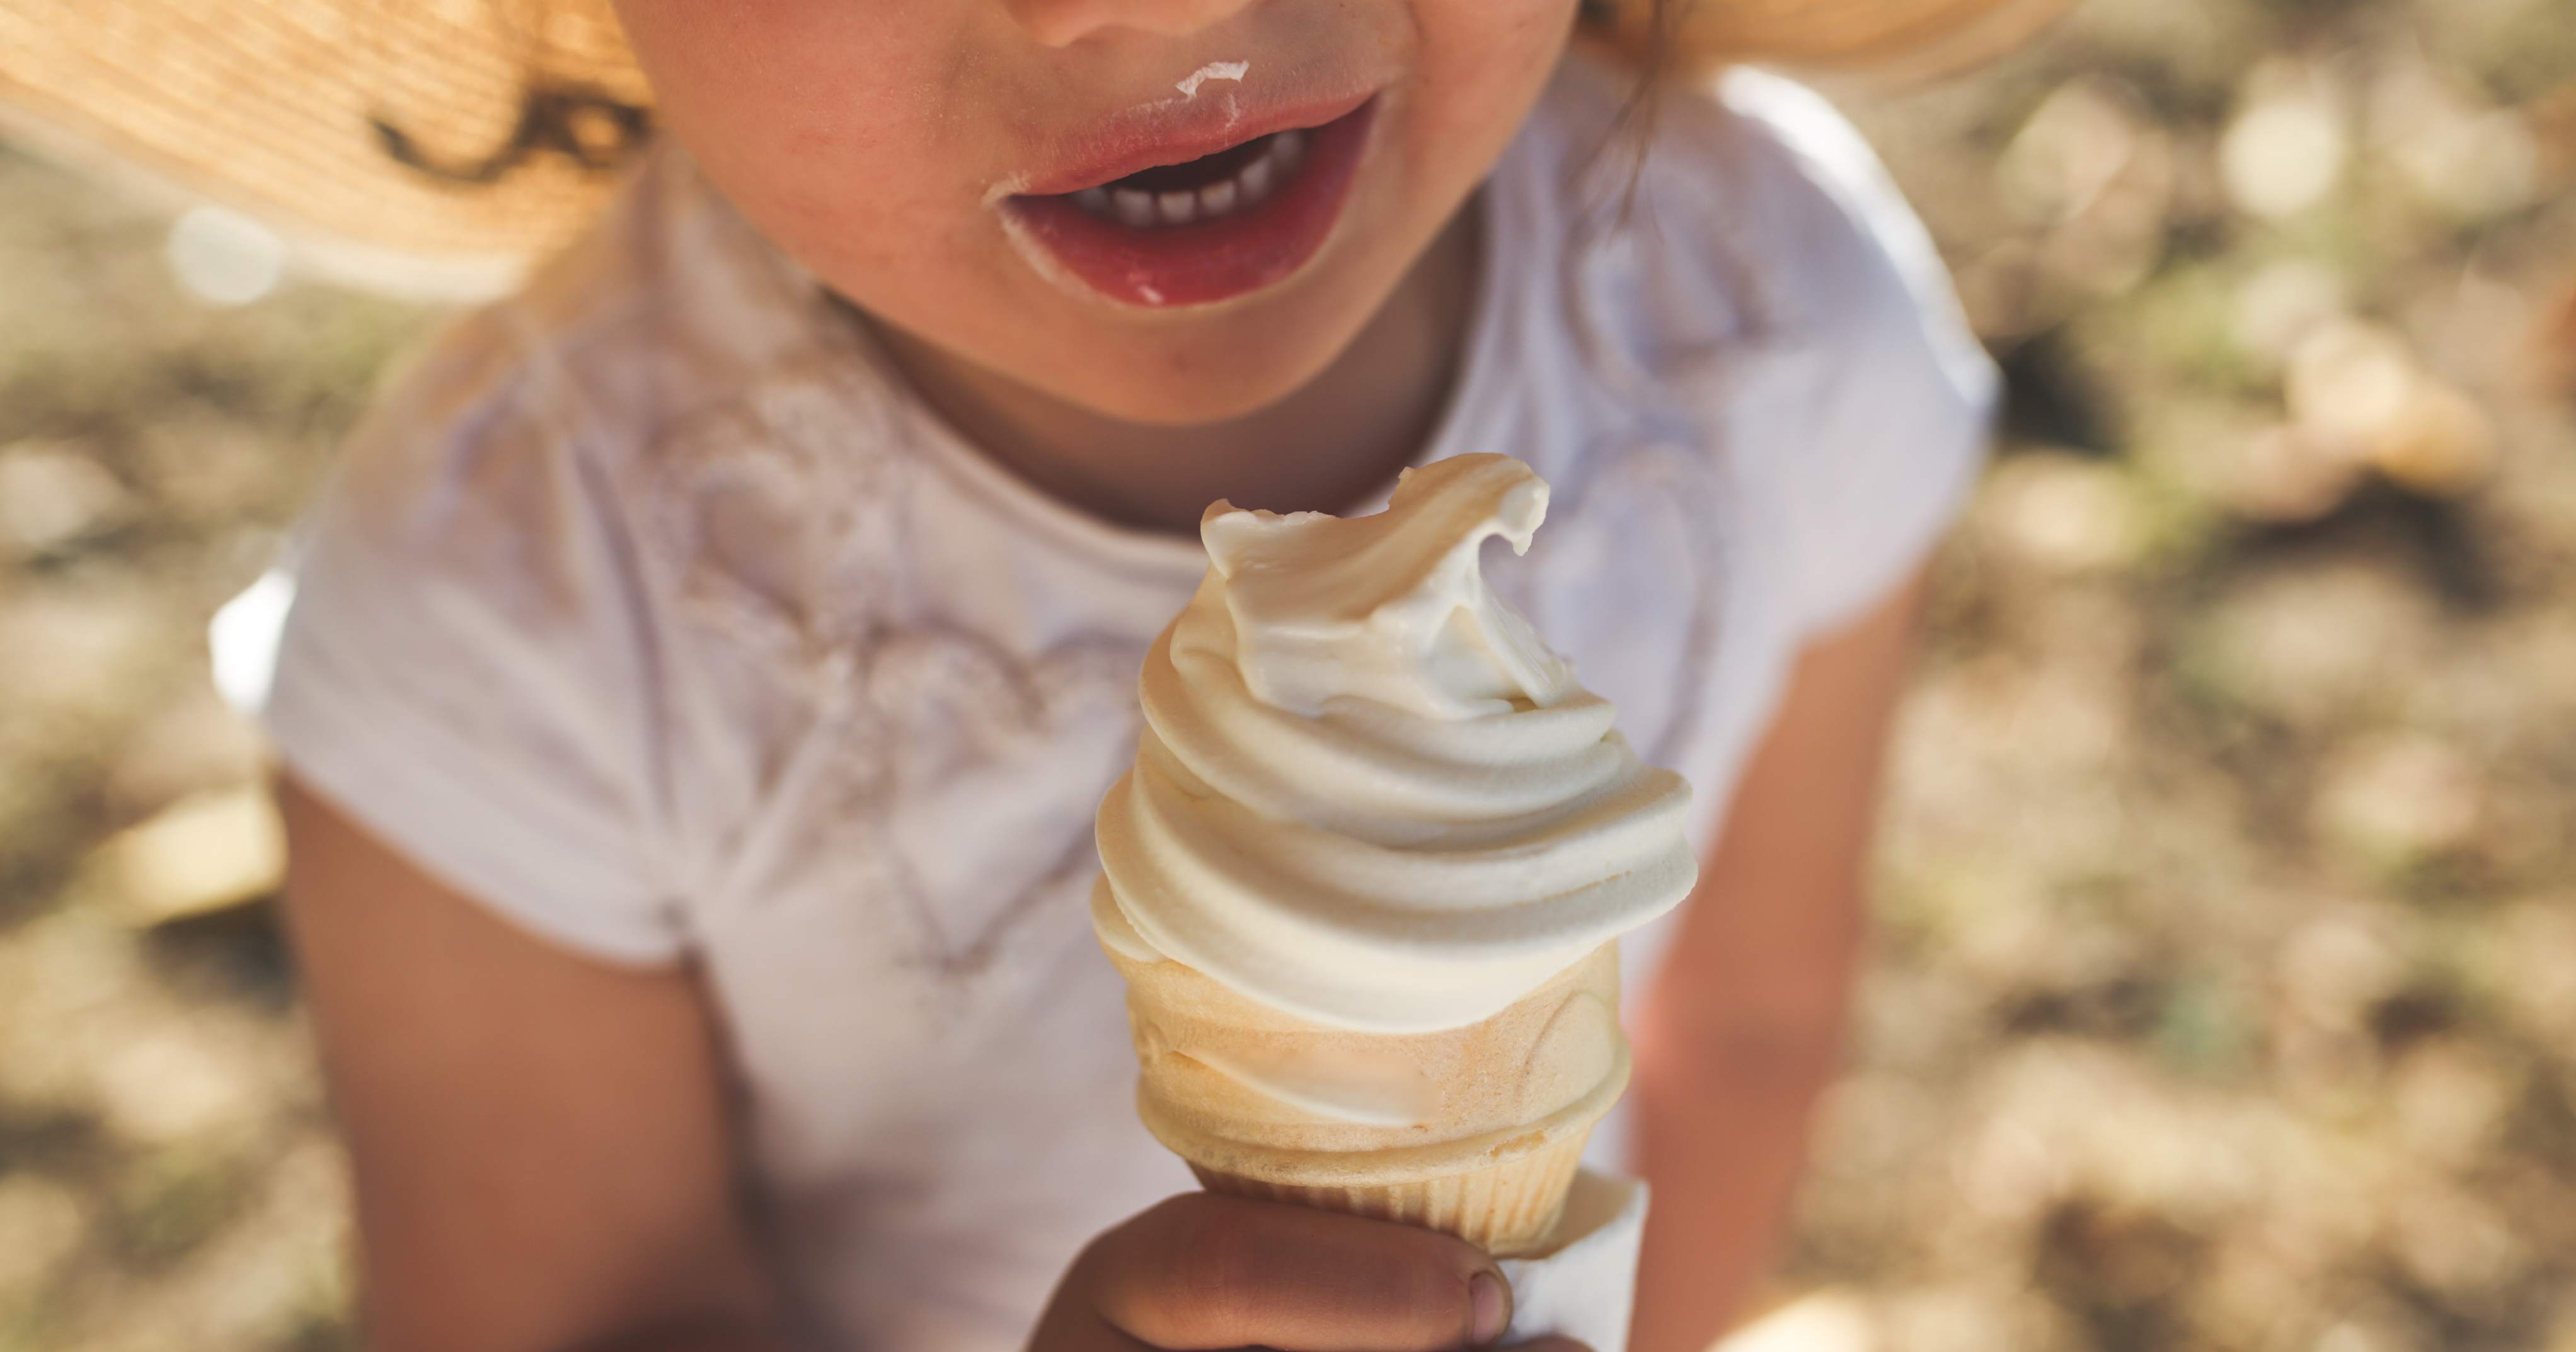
left=1469, top=1270, right=1510, bottom=1344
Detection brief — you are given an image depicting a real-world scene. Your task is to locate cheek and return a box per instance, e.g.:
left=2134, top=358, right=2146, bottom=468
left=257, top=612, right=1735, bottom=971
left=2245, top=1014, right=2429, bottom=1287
left=1404, top=1, right=1578, bottom=179
left=614, top=3, right=975, bottom=269
left=1423, top=0, right=1579, bottom=66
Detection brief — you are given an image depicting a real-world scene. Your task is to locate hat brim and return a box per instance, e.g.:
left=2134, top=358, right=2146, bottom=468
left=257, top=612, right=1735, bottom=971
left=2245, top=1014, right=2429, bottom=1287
left=1, top=0, right=646, bottom=296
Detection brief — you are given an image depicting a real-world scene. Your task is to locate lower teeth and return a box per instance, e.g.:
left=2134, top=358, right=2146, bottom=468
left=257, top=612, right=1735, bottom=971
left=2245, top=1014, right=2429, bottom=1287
left=1070, top=127, right=1308, bottom=228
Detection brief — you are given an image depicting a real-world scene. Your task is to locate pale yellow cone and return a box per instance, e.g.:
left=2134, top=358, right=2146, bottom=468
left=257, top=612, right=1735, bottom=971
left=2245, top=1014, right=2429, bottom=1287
left=1095, top=879, right=1628, bottom=1257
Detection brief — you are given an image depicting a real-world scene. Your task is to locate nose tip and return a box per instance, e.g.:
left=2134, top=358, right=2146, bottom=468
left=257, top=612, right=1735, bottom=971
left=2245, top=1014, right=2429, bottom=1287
left=1002, top=0, right=1261, bottom=48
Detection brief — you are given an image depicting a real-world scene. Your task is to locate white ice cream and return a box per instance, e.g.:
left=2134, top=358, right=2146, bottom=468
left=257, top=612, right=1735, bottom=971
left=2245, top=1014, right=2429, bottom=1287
left=1093, top=454, right=1697, bottom=1034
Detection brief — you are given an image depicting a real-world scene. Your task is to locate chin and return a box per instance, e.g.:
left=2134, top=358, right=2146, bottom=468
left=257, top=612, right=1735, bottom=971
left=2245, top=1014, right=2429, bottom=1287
left=1055, top=357, right=1334, bottom=426
left=1021, top=305, right=1372, bottom=428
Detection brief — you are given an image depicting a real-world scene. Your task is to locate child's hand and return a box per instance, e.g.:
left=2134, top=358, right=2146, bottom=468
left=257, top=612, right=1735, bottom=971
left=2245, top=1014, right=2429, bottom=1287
left=1024, top=1191, right=1587, bottom=1351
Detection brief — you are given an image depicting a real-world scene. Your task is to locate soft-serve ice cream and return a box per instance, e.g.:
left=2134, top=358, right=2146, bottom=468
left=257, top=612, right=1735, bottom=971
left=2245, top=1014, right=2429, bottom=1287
left=1093, top=453, right=1696, bottom=1254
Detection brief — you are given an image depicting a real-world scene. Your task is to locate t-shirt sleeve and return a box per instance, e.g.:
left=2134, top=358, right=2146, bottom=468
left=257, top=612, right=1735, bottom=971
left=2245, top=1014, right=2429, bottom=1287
left=263, top=306, right=687, bottom=966
left=1725, top=69, right=2003, bottom=641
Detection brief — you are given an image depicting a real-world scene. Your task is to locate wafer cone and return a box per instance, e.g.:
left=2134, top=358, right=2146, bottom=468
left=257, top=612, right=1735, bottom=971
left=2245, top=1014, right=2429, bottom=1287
left=1094, top=880, right=1628, bottom=1257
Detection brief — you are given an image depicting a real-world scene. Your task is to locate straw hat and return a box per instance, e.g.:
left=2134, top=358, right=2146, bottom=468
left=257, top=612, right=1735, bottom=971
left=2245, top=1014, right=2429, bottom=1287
left=0, top=0, right=2068, bottom=297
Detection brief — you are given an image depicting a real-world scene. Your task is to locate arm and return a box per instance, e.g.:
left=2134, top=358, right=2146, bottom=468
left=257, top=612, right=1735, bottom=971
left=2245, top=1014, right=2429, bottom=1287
left=277, top=775, right=798, bottom=1352
left=1626, top=569, right=1929, bottom=1352
left=287, top=769, right=1606, bottom=1352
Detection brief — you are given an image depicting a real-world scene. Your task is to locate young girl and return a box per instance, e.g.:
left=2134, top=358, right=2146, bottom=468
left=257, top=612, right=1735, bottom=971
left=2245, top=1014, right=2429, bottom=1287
left=6, top=0, right=2028, bottom=1347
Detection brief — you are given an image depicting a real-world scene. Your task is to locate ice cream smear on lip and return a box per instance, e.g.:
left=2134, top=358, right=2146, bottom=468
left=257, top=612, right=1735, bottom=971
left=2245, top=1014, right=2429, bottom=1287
left=1175, top=60, right=1249, bottom=99
left=1094, top=453, right=1699, bottom=1068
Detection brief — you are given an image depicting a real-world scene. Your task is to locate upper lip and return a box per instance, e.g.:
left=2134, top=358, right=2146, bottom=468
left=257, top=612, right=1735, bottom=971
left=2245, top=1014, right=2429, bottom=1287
left=1003, top=84, right=1378, bottom=200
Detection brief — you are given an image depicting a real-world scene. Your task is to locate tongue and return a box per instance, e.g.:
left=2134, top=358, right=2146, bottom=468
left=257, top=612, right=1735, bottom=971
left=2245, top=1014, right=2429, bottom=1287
left=1112, top=133, right=1276, bottom=195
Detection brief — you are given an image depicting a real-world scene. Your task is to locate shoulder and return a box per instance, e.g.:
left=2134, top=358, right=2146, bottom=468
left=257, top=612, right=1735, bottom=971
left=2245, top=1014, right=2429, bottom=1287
left=1513, top=54, right=1994, bottom=402
left=261, top=148, right=821, bottom=964
left=1584, top=57, right=1991, bottom=389
left=1529, top=56, right=2001, bottom=638
left=312, top=141, right=879, bottom=621
left=277, top=138, right=864, bottom=761
left=1694, top=68, right=1996, bottom=396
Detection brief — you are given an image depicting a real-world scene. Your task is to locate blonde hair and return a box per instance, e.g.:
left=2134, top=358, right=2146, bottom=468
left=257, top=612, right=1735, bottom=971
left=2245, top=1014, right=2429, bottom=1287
left=1577, top=0, right=1723, bottom=85
left=1578, top=0, right=2070, bottom=84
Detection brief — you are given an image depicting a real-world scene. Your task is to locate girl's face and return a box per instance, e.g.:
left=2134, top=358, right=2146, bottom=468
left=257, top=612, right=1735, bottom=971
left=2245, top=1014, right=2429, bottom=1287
left=612, top=0, right=1578, bottom=425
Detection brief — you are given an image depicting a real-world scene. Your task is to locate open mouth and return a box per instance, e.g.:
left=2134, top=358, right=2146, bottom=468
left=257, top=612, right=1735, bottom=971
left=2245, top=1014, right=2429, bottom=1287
left=1001, top=96, right=1380, bottom=309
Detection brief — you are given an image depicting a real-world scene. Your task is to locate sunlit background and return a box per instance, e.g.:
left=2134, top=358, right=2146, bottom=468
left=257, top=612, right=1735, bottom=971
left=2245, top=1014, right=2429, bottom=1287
left=4, top=0, right=2574, bottom=1348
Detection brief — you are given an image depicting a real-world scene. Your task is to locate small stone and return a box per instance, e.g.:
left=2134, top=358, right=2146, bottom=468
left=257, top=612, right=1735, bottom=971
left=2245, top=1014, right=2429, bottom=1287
left=1979, top=454, right=2148, bottom=575
left=2374, top=376, right=2499, bottom=497
left=0, top=439, right=127, bottom=557
left=2286, top=321, right=2419, bottom=460
left=2316, top=1315, right=2414, bottom=1352
left=96, top=786, right=287, bottom=924
left=1716, top=1289, right=1877, bottom=1352
left=2277, top=320, right=2498, bottom=496
left=2221, top=69, right=2350, bottom=220
left=2313, top=734, right=2482, bottom=866
left=94, top=1025, right=263, bottom=1145
left=1878, top=1285, right=2009, bottom=1352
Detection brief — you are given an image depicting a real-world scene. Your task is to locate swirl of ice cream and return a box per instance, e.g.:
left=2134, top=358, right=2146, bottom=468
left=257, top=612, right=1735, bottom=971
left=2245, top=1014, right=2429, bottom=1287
left=1093, top=454, right=1697, bottom=1034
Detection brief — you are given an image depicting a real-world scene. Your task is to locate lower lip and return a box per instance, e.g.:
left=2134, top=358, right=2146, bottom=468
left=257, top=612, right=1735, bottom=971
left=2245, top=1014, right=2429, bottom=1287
left=1002, top=98, right=1380, bottom=309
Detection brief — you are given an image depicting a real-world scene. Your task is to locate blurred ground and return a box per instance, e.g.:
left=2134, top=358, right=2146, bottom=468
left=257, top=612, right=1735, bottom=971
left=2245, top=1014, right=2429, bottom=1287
left=3, top=0, right=2573, bottom=1348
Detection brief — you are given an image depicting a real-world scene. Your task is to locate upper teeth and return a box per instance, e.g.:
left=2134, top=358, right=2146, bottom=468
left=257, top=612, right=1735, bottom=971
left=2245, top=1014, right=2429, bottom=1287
left=1071, top=127, right=1308, bottom=228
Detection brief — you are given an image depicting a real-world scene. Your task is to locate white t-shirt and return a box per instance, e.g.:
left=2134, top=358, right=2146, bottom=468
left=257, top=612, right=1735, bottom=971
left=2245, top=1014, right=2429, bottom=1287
left=265, top=51, right=1996, bottom=1352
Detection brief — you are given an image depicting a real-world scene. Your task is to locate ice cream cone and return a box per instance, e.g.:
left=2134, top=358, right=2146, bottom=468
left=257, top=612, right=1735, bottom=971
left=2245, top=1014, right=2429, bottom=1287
left=1089, top=456, right=1695, bottom=1258
left=1094, top=879, right=1629, bottom=1257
